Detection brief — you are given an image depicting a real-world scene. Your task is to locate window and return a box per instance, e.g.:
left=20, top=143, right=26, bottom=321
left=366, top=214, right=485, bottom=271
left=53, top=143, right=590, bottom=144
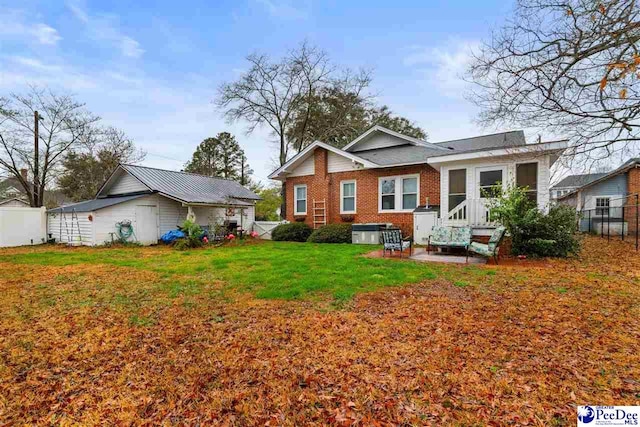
left=379, top=174, right=419, bottom=212
left=294, top=184, right=307, bottom=215
left=381, top=178, right=395, bottom=210
left=516, top=162, right=538, bottom=204
left=341, top=180, right=356, bottom=213
left=596, top=197, right=610, bottom=216
left=479, top=169, right=503, bottom=197
left=448, top=169, right=466, bottom=209
left=402, top=177, right=418, bottom=209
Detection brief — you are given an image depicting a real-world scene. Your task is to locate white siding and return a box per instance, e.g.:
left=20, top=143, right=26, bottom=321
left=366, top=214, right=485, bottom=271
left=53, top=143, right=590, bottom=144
left=439, top=154, right=553, bottom=215
left=105, top=170, right=147, bottom=195
left=92, top=195, right=158, bottom=245
left=158, top=196, right=188, bottom=235
left=327, top=151, right=359, bottom=173
left=350, top=134, right=410, bottom=152
left=288, top=156, right=315, bottom=177
left=48, top=211, right=94, bottom=246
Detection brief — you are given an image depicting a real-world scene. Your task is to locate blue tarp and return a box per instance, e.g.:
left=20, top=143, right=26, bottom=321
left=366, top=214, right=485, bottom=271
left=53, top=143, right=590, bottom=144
left=160, top=229, right=185, bottom=243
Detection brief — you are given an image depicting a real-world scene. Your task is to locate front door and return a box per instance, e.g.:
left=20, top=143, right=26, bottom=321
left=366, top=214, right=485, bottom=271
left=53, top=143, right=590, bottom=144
left=135, top=205, right=158, bottom=245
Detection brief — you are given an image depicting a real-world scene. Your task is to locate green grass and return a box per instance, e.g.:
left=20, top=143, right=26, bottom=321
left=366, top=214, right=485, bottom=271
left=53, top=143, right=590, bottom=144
left=0, top=242, right=441, bottom=301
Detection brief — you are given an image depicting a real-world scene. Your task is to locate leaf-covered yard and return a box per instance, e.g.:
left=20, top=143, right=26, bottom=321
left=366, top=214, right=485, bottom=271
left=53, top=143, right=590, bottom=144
left=0, top=237, right=639, bottom=425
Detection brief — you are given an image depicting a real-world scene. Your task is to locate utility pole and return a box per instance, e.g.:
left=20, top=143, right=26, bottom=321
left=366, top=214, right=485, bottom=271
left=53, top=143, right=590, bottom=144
left=33, top=111, right=39, bottom=207
left=241, top=154, right=245, bottom=185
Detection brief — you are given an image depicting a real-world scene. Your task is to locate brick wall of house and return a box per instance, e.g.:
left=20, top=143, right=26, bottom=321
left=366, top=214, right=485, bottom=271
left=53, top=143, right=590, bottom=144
left=626, top=166, right=640, bottom=233
left=284, top=147, right=440, bottom=235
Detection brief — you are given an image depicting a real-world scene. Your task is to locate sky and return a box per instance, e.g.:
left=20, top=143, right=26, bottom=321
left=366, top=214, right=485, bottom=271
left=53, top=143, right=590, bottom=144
left=0, top=0, right=519, bottom=184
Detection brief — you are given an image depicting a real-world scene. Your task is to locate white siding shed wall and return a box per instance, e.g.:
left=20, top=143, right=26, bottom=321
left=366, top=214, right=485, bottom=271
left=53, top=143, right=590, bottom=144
left=92, top=195, right=158, bottom=245
left=288, top=156, right=315, bottom=177
left=48, top=211, right=94, bottom=246
left=106, top=170, right=147, bottom=195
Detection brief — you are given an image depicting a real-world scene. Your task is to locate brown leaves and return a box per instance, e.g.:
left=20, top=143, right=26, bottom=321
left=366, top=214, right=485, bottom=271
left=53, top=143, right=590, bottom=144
left=0, top=237, right=639, bottom=425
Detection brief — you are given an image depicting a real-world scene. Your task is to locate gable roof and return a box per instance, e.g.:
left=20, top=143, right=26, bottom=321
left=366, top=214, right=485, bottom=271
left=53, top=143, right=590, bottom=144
left=268, top=141, right=379, bottom=180
left=343, top=125, right=446, bottom=152
left=551, top=173, right=608, bottom=189
left=269, top=126, right=568, bottom=179
left=557, top=158, right=640, bottom=200
left=0, top=197, right=30, bottom=207
left=98, top=164, right=260, bottom=205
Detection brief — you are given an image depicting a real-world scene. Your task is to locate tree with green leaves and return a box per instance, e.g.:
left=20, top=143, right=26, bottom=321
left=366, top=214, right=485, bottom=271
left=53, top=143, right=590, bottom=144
left=184, top=132, right=253, bottom=185
left=255, top=185, right=282, bottom=221
left=58, top=127, right=145, bottom=201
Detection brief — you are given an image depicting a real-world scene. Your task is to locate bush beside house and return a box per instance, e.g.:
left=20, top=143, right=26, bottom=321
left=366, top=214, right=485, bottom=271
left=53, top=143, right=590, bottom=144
left=488, top=186, right=580, bottom=257
left=307, top=224, right=352, bottom=243
left=271, top=222, right=313, bottom=242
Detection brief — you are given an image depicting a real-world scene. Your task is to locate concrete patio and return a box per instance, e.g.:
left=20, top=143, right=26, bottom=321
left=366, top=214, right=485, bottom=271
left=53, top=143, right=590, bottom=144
left=365, top=247, right=488, bottom=264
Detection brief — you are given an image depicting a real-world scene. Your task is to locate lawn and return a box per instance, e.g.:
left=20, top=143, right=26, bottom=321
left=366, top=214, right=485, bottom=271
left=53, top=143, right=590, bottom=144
left=0, top=237, right=639, bottom=425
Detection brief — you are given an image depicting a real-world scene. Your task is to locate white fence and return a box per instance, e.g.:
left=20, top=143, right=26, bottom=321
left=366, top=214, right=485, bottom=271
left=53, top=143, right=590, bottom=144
left=253, top=221, right=286, bottom=240
left=0, top=206, right=47, bottom=247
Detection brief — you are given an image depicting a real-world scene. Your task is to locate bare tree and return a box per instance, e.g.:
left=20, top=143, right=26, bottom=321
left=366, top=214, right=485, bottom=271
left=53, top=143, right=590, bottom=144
left=0, top=87, right=99, bottom=206
left=468, top=0, right=640, bottom=162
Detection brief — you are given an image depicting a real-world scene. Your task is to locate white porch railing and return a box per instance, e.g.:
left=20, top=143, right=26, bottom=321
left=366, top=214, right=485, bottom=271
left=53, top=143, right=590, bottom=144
left=442, top=198, right=497, bottom=227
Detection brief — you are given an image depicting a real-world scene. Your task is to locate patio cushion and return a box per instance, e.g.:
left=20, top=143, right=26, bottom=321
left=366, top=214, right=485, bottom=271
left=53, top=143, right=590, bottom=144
left=470, top=241, right=494, bottom=257
left=449, top=227, right=472, bottom=247
left=487, top=226, right=506, bottom=251
left=384, top=240, right=412, bottom=252
left=429, top=226, right=451, bottom=245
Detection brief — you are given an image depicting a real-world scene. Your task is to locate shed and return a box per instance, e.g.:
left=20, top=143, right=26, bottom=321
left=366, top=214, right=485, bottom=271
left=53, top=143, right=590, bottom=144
left=47, top=164, right=260, bottom=246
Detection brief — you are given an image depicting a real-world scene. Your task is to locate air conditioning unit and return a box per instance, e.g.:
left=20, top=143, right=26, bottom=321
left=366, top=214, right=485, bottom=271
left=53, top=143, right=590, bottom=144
left=351, top=223, right=393, bottom=244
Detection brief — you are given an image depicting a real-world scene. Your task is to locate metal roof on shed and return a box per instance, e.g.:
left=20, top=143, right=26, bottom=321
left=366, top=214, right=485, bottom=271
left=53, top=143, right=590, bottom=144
left=48, top=194, right=147, bottom=213
left=120, top=164, right=260, bottom=204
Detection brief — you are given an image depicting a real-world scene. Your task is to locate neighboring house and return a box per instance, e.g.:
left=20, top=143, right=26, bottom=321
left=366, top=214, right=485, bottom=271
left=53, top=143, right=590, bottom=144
left=47, top=164, right=260, bottom=246
left=550, top=173, right=608, bottom=202
left=557, top=158, right=640, bottom=234
left=0, top=198, right=30, bottom=207
left=269, top=125, right=567, bottom=241
left=0, top=169, right=69, bottom=208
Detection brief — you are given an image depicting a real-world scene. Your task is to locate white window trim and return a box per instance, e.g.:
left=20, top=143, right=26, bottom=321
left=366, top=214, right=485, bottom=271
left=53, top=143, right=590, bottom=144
left=594, top=196, right=611, bottom=217
left=293, top=184, right=307, bottom=215
left=340, top=180, right=357, bottom=214
left=475, top=165, right=507, bottom=199
left=378, top=174, right=420, bottom=213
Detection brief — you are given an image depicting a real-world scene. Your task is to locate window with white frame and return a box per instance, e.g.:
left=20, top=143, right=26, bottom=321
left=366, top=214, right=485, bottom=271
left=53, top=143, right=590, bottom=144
left=379, top=174, right=419, bottom=212
left=478, top=169, right=504, bottom=198
left=516, top=162, right=538, bottom=204
left=448, top=169, right=466, bottom=210
left=595, top=197, right=610, bottom=216
left=294, top=184, right=307, bottom=215
left=340, top=180, right=356, bottom=213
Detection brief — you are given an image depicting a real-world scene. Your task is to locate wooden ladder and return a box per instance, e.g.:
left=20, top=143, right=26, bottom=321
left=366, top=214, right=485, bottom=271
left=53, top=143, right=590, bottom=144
left=313, top=199, right=326, bottom=229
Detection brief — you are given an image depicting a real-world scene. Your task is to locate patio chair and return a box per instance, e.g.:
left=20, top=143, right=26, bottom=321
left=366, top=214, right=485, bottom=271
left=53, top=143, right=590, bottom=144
left=469, top=226, right=507, bottom=264
left=428, top=226, right=472, bottom=262
left=381, top=228, right=413, bottom=258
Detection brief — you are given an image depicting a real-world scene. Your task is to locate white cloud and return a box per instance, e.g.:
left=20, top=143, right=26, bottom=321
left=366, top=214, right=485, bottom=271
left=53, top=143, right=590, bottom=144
left=254, top=0, right=310, bottom=20
left=403, top=40, right=480, bottom=99
left=66, top=0, right=144, bottom=58
left=0, top=10, right=62, bottom=46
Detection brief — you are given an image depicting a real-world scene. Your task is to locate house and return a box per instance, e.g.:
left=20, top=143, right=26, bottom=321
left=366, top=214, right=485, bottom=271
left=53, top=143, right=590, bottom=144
left=0, top=198, right=30, bottom=207
left=269, top=125, right=567, bottom=242
left=47, top=164, right=260, bottom=246
left=550, top=172, right=608, bottom=202
left=556, top=158, right=640, bottom=235
left=0, top=169, right=69, bottom=208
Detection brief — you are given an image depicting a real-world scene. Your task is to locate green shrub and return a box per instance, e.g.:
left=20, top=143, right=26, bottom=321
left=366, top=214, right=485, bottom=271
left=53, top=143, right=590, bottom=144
left=173, top=219, right=204, bottom=250
left=487, top=186, right=580, bottom=257
left=307, top=224, right=352, bottom=243
left=271, top=222, right=313, bottom=242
